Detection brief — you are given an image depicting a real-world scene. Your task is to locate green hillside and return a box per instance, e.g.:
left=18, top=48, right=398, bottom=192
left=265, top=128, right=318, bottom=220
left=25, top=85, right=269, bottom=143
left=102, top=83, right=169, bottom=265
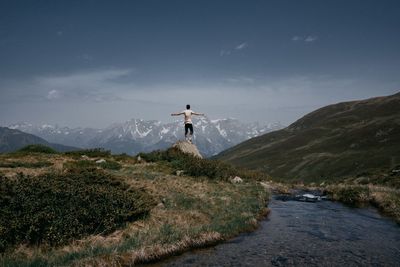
left=216, top=92, right=400, bottom=183
left=0, top=127, right=78, bottom=153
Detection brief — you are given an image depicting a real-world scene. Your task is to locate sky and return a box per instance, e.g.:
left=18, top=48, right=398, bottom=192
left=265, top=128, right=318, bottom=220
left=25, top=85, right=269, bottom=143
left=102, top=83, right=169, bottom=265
left=0, top=0, right=399, bottom=128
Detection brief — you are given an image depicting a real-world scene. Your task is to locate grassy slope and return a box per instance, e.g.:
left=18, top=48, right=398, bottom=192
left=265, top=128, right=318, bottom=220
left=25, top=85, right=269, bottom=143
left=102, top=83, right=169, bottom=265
left=217, top=92, right=400, bottom=183
left=0, top=149, right=269, bottom=266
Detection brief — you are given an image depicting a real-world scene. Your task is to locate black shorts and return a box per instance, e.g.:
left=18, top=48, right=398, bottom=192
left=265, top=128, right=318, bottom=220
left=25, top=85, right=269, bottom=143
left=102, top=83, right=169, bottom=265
left=185, top=123, right=193, bottom=135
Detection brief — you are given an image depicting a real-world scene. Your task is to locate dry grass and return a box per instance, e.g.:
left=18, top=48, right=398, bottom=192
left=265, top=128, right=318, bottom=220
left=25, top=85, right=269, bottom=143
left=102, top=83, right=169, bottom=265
left=77, top=232, right=223, bottom=267
left=322, top=184, right=400, bottom=223
left=0, top=153, right=67, bottom=178
left=0, top=153, right=270, bottom=266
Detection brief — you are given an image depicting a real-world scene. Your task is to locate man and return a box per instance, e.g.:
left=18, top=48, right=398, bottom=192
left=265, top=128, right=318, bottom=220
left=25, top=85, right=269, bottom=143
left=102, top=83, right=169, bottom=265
left=171, top=104, right=205, bottom=142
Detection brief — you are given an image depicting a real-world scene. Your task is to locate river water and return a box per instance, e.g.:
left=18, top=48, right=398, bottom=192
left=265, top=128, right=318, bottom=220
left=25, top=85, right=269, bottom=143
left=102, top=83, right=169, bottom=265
left=152, top=195, right=400, bottom=266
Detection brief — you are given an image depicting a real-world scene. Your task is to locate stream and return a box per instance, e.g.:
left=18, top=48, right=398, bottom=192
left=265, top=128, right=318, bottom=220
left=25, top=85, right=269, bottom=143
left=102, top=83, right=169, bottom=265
left=150, top=194, right=400, bottom=266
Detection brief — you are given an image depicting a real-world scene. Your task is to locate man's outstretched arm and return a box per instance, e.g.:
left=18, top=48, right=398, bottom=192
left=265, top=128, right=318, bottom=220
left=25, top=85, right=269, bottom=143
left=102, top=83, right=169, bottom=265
left=171, top=112, right=184, bottom=116
left=192, top=112, right=205, bottom=116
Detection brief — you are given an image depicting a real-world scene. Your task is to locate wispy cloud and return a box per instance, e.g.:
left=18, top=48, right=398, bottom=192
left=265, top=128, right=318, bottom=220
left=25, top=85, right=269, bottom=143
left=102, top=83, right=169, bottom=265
left=220, top=42, right=248, bottom=56
left=224, top=76, right=255, bottom=84
left=35, top=69, right=132, bottom=102
left=291, top=35, right=318, bottom=43
left=46, top=89, right=62, bottom=100
left=291, top=36, right=302, bottom=41
left=235, top=42, right=248, bottom=50
left=305, top=36, right=318, bottom=42
left=220, top=49, right=231, bottom=56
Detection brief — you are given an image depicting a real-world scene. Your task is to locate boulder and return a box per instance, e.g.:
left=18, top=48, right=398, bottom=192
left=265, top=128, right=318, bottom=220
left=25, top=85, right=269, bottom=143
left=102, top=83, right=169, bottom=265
left=260, top=181, right=272, bottom=190
left=231, top=176, right=243, bottom=184
left=95, top=159, right=106, bottom=164
left=176, top=170, right=185, bottom=176
left=173, top=140, right=203, bottom=158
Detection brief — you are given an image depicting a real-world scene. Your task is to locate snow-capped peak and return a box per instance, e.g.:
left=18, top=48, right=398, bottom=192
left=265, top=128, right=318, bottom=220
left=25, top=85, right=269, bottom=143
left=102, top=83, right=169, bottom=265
left=7, top=118, right=284, bottom=157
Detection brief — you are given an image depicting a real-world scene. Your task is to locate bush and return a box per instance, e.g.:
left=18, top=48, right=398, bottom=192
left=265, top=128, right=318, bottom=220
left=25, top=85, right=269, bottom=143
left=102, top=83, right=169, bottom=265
left=65, top=148, right=111, bottom=158
left=138, top=148, right=267, bottom=181
left=330, top=186, right=370, bottom=205
left=0, top=169, right=155, bottom=252
left=99, top=160, right=122, bottom=170
left=0, top=161, right=53, bottom=168
left=64, top=159, right=122, bottom=170
left=112, top=153, right=133, bottom=162
left=16, top=144, right=57, bottom=154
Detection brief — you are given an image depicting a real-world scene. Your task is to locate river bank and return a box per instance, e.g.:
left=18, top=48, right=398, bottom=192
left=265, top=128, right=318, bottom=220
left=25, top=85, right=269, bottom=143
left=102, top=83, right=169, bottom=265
left=150, top=194, right=400, bottom=266
left=266, top=181, right=400, bottom=224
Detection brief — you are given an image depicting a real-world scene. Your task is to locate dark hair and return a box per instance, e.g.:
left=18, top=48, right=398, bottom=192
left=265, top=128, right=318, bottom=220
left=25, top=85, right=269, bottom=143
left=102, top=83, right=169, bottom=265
left=186, top=104, right=190, bottom=109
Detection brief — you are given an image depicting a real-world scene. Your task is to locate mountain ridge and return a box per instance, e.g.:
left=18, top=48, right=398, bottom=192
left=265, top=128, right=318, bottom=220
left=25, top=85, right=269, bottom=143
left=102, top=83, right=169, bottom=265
left=7, top=118, right=283, bottom=157
left=216, top=92, right=400, bottom=182
left=0, top=127, right=78, bottom=153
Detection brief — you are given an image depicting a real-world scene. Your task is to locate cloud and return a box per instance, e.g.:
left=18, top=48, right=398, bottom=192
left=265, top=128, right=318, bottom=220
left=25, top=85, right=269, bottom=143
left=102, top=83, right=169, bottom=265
left=1, top=69, right=399, bottom=128
left=305, top=36, right=318, bottom=42
left=220, top=49, right=231, bottom=56
left=224, top=76, right=255, bottom=84
left=220, top=42, right=248, bottom=56
left=35, top=69, right=133, bottom=103
left=37, top=69, right=131, bottom=87
left=291, top=35, right=318, bottom=43
left=291, top=36, right=302, bottom=41
left=46, top=89, right=61, bottom=100
left=235, top=42, right=248, bottom=50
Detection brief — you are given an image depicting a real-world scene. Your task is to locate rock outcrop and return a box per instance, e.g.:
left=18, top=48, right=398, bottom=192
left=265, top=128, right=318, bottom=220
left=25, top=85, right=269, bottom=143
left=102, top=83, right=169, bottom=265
left=173, top=141, right=203, bottom=158
left=231, top=176, right=243, bottom=184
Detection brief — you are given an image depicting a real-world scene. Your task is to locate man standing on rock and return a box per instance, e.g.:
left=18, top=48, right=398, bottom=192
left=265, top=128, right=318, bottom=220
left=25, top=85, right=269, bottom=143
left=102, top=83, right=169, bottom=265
left=171, top=104, right=205, bottom=143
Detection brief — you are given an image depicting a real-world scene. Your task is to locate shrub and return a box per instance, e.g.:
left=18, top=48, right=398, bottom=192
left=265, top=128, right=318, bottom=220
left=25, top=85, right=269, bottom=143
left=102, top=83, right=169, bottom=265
left=0, top=169, right=155, bottom=252
left=112, top=153, right=133, bottom=162
left=99, top=160, right=122, bottom=170
left=65, top=148, right=111, bottom=158
left=330, top=186, right=370, bottom=205
left=138, top=148, right=267, bottom=181
left=64, top=159, right=122, bottom=171
left=16, top=144, right=57, bottom=154
left=0, top=161, right=53, bottom=168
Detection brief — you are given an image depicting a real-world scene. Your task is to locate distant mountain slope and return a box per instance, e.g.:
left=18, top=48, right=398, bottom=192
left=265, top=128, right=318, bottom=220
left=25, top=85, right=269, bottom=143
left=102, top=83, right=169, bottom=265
left=216, top=92, right=400, bottom=182
left=0, top=127, right=78, bottom=153
left=8, top=118, right=283, bottom=157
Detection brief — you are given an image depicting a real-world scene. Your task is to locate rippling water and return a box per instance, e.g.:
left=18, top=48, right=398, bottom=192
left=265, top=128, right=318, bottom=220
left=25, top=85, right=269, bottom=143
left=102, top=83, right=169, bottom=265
left=150, top=195, right=400, bottom=266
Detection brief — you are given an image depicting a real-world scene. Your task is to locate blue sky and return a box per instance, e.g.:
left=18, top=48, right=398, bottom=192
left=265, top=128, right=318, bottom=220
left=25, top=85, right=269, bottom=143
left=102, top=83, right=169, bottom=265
left=0, top=0, right=399, bottom=127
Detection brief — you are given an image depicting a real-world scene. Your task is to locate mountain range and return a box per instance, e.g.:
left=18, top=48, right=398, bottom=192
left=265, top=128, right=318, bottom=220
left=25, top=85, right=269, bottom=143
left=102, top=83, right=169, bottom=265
left=216, top=92, right=400, bottom=182
left=8, top=117, right=283, bottom=157
left=0, top=127, right=77, bottom=153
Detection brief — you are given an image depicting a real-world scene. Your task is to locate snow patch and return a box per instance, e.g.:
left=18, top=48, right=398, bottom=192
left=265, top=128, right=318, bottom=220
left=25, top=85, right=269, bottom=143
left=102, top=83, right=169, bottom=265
left=216, top=124, right=227, bottom=138
left=41, top=124, right=54, bottom=129
left=161, top=127, right=170, bottom=134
